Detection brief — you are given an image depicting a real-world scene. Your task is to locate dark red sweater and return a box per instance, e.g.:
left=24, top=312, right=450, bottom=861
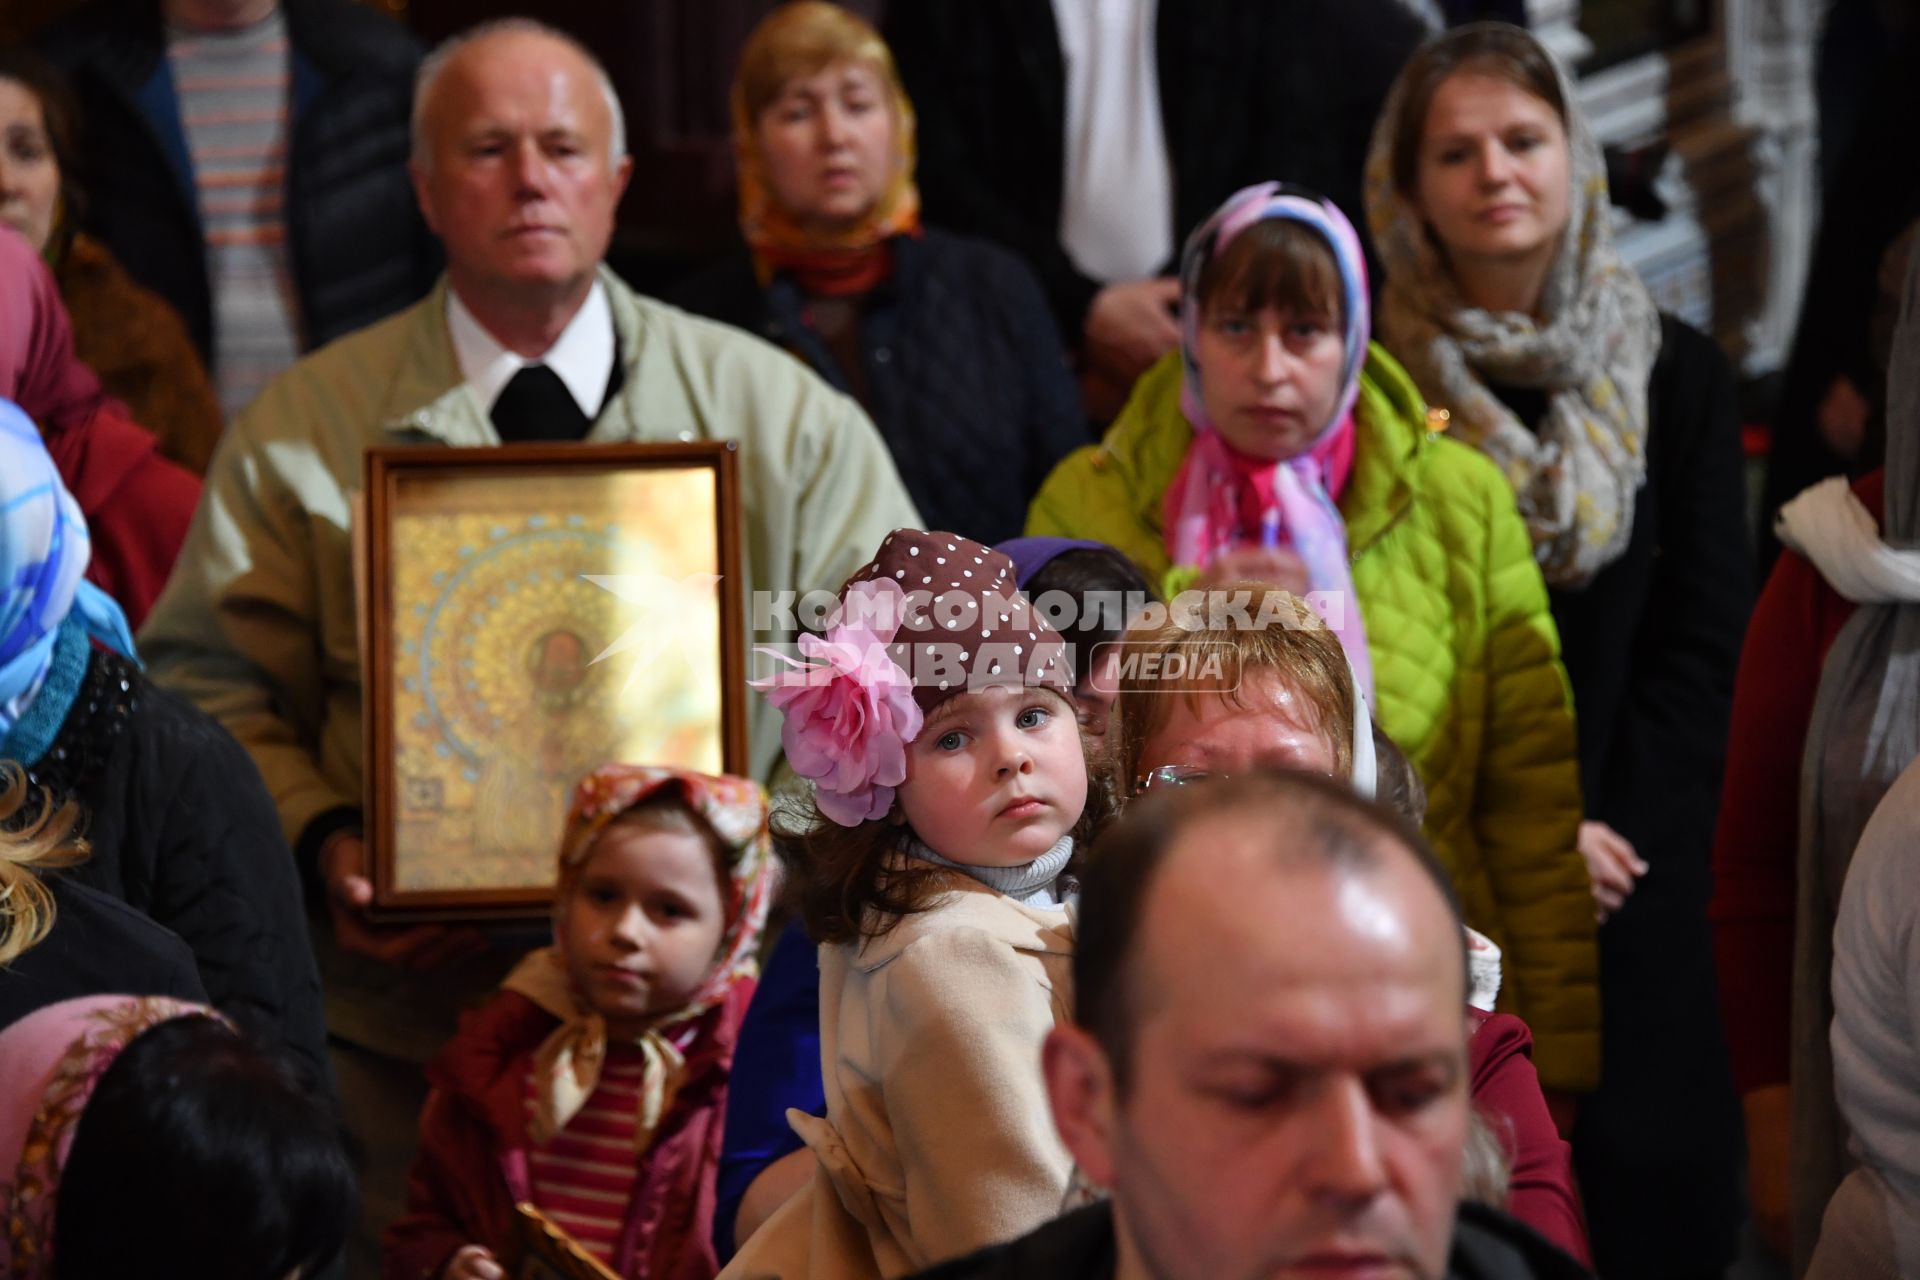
left=1709, top=471, right=1882, bottom=1095
left=43, top=409, right=200, bottom=631
left=1469, top=1008, right=1590, bottom=1265
left=384, top=984, right=753, bottom=1280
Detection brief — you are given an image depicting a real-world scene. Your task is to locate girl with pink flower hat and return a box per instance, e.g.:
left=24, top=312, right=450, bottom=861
left=722, top=528, right=1111, bottom=1280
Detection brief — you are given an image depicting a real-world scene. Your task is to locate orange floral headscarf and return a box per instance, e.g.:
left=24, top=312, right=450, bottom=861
left=731, top=0, right=922, bottom=296
left=503, top=764, right=775, bottom=1152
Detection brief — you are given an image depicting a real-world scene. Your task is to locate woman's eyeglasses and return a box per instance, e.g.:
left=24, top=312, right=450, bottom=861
left=1132, top=763, right=1340, bottom=796
left=1132, top=764, right=1220, bottom=795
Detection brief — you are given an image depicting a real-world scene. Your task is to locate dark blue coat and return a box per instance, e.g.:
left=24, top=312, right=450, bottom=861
left=672, top=228, right=1087, bottom=545
left=38, top=0, right=439, bottom=367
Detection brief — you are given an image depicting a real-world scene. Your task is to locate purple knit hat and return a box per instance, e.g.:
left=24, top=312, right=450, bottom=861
left=842, top=529, right=1072, bottom=713
left=996, top=536, right=1111, bottom=590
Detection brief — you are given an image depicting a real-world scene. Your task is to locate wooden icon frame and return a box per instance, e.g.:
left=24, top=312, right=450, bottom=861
left=363, top=442, right=746, bottom=918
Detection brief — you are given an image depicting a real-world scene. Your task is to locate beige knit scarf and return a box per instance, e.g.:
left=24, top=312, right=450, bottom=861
left=1363, top=25, right=1661, bottom=588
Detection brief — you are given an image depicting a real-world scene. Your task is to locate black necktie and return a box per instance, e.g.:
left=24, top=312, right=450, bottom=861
left=491, top=364, right=590, bottom=442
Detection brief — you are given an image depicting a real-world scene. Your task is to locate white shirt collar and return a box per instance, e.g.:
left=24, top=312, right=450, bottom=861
left=446, top=281, right=615, bottom=420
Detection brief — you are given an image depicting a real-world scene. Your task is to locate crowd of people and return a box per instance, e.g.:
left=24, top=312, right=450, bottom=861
left=1, top=1, right=1914, bottom=1278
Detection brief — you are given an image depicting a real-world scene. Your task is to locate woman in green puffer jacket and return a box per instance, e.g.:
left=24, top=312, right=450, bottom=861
left=1027, top=182, right=1598, bottom=1093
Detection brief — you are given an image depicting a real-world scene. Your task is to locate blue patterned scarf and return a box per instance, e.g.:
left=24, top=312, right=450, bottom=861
left=0, top=399, right=138, bottom=741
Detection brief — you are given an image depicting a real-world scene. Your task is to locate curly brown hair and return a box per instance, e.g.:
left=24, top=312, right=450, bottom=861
left=776, top=687, right=1115, bottom=945
left=0, top=49, right=85, bottom=264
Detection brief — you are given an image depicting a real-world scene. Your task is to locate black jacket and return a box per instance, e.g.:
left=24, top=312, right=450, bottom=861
left=672, top=229, right=1086, bottom=544
left=14, top=646, right=329, bottom=1084
left=1759, top=28, right=1920, bottom=573
left=883, top=0, right=1425, bottom=343
left=0, top=874, right=207, bottom=1032
left=911, top=1201, right=1593, bottom=1280
left=38, top=0, right=439, bottom=367
left=1491, top=315, right=1752, bottom=1277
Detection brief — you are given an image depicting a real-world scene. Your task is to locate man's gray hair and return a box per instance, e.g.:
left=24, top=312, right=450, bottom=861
left=411, top=17, right=628, bottom=171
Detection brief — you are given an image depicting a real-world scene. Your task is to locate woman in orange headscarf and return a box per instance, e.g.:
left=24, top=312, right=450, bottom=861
left=673, top=1, right=1085, bottom=545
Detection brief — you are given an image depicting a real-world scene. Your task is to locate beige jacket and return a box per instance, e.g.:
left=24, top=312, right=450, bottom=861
left=722, top=870, right=1075, bottom=1279
left=139, top=269, right=920, bottom=854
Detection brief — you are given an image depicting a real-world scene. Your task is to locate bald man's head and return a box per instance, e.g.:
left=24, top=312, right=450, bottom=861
left=411, top=19, right=626, bottom=172
left=1048, top=773, right=1474, bottom=1280
left=1074, top=771, right=1467, bottom=1089
left=406, top=19, right=633, bottom=314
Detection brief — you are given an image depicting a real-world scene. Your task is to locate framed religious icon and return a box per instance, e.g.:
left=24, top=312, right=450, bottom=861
left=510, top=1202, right=621, bottom=1280
left=363, top=442, right=747, bottom=918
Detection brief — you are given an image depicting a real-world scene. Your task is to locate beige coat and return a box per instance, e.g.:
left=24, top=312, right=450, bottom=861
left=139, top=269, right=921, bottom=857
left=722, top=870, right=1075, bottom=1279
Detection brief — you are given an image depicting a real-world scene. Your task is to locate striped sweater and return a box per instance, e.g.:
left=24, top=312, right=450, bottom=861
left=166, top=9, right=302, bottom=419
left=524, top=1045, right=649, bottom=1267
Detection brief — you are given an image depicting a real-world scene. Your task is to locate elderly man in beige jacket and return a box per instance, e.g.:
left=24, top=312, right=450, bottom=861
left=136, top=17, right=917, bottom=1269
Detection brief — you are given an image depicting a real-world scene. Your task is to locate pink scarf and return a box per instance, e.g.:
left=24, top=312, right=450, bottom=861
left=0, top=996, right=223, bottom=1279
left=1164, top=184, right=1374, bottom=694
left=0, top=226, right=123, bottom=437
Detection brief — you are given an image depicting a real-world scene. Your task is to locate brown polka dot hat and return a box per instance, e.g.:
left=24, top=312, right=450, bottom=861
left=843, top=528, right=1072, bottom=713
left=752, top=529, right=1072, bottom=826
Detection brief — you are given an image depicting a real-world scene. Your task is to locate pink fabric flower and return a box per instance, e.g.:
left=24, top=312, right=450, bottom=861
left=751, top=578, right=925, bottom=826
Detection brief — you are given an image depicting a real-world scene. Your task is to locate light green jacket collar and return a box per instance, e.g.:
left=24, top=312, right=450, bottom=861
left=1103, top=341, right=1438, bottom=565
left=373, top=267, right=709, bottom=446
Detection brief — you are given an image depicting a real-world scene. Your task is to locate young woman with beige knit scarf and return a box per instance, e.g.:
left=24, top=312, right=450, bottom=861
left=1364, top=23, right=1753, bottom=1280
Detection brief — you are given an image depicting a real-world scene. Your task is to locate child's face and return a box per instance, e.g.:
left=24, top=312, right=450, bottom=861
left=898, top=684, right=1088, bottom=869
left=556, top=821, right=727, bottom=1037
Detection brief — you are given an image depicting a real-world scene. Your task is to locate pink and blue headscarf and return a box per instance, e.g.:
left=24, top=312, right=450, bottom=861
left=1165, top=182, right=1374, bottom=695
left=0, top=398, right=138, bottom=742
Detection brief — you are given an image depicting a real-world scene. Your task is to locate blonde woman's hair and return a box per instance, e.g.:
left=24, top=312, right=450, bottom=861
left=1107, top=585, right=1357, bottom=795
left=0, top=762, right=88, bottom=966
left=733, top=1, right=904, bottom=126
left=1462, top=1108, right=1515, bottom=1208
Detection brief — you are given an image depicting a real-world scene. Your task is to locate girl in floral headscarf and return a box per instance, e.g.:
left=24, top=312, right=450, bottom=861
left=385, top=766, right=775, bottom=1280
left=671, top=1, right=1082, bottom=544
left=1363, top=23, right=1752, bottom=1280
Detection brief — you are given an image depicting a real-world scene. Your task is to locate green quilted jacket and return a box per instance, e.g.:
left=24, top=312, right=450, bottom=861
left=1029, top=345, right=1599, bottom=1090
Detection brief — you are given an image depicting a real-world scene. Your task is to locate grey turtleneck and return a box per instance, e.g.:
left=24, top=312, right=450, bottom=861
left=906, top=835, right=1076, bottom=909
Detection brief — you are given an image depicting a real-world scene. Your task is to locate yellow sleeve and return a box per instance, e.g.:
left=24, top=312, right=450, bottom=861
left=1473, top=483, right=1600, bottom=1091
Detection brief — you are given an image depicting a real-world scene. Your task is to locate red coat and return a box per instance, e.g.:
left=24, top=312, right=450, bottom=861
left=1469, top=1008, right=1591, bottom=1265
left=384, top=983, right=754, bottom=1280
left=43, top=410, right=201, bottom=632
left=1708, top=471, right=1879, bottom=1095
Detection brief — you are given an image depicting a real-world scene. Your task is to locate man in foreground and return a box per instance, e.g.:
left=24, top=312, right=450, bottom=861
left=918, top=772, right=1590, bottom=1280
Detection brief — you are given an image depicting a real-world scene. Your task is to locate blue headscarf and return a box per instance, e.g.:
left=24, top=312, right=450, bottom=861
left=0, top=399, right=138, bottom=740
